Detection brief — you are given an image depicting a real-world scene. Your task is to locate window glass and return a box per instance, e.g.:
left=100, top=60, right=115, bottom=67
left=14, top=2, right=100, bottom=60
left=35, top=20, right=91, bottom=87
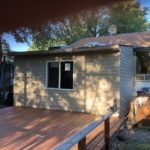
left=61, top=61, right=73, bottom=89
left=145, top=75, right=150, bottom=80
left=136, top=52, right=150, bottom=74
left=136, top=75, right=145, bottom=80
left=48, top=62, right=59, bottom=88
left=47, top=61, right=73, bottom=89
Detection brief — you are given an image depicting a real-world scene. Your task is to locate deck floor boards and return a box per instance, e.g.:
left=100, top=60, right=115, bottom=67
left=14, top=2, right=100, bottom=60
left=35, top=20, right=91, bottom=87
left=0, top=107, right=125, bottom=150
left=0, top=107, right=97, bottom=150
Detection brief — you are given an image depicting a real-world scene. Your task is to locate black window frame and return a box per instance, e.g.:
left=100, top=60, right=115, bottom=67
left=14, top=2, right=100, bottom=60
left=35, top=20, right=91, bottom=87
left=136, top=51, right=150, bottom=81
left=136, top=51, right=150, bottom=74
left=46, top=61, right=73, bottom=90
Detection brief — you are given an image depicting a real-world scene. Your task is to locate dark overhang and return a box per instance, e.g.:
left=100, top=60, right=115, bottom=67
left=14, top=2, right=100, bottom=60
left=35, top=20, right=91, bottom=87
left=134, top=46, right=150, bottom=52
left=9, top=45, right=120, bottom=58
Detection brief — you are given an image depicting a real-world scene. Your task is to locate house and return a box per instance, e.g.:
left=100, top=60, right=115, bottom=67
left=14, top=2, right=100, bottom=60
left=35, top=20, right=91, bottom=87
left=10, top=31, right=150, bottom=116
left=71, top=31, right=150, bottom=94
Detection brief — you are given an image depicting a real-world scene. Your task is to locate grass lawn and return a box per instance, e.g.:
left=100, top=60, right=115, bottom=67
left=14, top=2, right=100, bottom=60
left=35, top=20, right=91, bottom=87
left=111, top=128, right=150, bottom=150
left=119, top=141, right=150, bottom=150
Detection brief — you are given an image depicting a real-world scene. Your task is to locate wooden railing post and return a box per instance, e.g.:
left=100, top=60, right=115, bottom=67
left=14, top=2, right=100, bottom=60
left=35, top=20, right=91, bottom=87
left=78, top=137, right=86, bottom=150
left=104, top=117, right=110, bottom=150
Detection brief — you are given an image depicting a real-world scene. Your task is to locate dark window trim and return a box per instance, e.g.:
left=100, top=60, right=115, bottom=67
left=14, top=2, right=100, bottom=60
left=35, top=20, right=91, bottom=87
left=46, top=60, right=74, bottom=90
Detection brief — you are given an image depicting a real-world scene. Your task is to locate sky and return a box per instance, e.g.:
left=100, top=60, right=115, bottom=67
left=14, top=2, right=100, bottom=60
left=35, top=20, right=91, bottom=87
left=141, top=0, right=150, bottom=20
left=2, top=0, right=150, bottom=52
left=3, top=33, right=29, bottom=52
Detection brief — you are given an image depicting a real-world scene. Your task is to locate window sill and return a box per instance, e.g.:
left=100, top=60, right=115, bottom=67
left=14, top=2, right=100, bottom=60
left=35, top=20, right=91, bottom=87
left=136, top=80, right=150, bottom=82
left=45, top=87, right=75, bottom=92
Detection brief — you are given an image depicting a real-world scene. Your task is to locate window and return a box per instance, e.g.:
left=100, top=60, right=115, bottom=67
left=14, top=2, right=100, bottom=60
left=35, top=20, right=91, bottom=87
left=60, top=62, right=73, bottom=89
left=47, top=61, right=73, bottom=89
left=47, top=62, right=59, bottom=88
left=136, top=51, right=150, bottom=81
left=136, top=51, right=150, bottom=74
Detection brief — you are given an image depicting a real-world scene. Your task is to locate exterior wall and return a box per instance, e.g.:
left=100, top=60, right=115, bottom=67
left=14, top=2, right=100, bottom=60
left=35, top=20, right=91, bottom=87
left=14, top=55, right=86, bottom=112
left=14, top=52, right=120, bottom=115
left=119, top=46, right=135, bottom=115
left=85, top=53, right=120, bottom=115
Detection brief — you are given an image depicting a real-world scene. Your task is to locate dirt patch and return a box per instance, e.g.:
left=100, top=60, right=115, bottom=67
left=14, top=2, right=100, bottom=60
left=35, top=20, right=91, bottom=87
left=111, top=128, right=150, bottom=150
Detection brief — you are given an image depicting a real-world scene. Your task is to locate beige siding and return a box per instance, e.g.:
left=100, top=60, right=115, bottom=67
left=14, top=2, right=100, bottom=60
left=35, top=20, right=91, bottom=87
left=85, top=53, right=120, bottom=115
left=120, top=46, right=135, bottom=115
left=14, top=53, right=120, bottom=115
left=14, top=56, right=86, bottom=112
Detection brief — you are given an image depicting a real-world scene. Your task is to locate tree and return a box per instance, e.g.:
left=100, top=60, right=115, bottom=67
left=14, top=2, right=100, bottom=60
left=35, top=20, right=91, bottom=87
left=2, top=0, right=149, bottom=51
left=28, top=8, right=108, bottom=50
left=0, top=35, right=10, bottom=103
left=29, top=23, right=66, bottom=50
left=54, top=8, right=108, bottom=45
left=11, top=28, right=32, bottom=46
left=28, top=0, right=149, bottom=50
left=108, top=0, right=149, bottom=33
left=0, top=36, right=10, bottom=51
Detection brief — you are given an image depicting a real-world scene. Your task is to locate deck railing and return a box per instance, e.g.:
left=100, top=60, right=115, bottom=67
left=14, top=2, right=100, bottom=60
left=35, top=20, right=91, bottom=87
left=54, top=109, right=118, bottom=150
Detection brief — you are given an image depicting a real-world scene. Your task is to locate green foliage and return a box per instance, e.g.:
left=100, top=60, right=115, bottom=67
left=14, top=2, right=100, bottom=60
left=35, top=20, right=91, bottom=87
left=53, top=9, right=108, bottom=45
left=28, top=8, right=108, bottom=50
left=28, top=23, right=66, bottom=50
left=108, top=0, right=149, bottom=33
left=29, top=24, right=55, bottom=50
left=11, top=28, right=32, bottom=45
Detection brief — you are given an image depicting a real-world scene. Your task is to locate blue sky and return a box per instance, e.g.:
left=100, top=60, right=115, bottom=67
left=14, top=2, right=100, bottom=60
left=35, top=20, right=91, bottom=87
left=3, top=33, right=29, bottom=52
left=141, top=0, right=150, bottom=20
left=2, top=0, right=150, bottom=52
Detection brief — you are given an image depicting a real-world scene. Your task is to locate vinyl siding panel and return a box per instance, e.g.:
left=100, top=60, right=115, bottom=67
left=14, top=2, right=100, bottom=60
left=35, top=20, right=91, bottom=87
left=120, top=46, right=135, bottom=115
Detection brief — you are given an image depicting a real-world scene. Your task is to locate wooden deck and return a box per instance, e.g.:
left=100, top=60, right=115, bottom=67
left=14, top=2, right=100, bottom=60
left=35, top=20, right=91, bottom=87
left=0, top=107, right=98, bottom=150
left=0, top=107, right=125, bottom=150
